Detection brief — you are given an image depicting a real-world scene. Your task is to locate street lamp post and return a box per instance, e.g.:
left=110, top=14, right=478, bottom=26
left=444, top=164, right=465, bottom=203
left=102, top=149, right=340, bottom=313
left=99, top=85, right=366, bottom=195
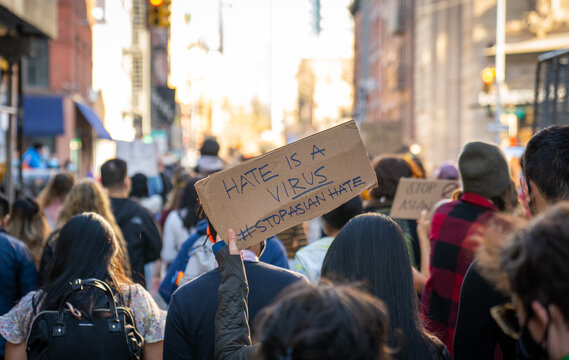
left=494, top=0, right=506, bottom=144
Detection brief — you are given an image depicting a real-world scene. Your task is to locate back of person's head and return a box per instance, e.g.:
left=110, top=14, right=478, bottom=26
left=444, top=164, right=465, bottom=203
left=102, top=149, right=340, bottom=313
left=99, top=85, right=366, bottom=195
left=522, top=125, right=569, bottom=203
left=200, top=138, right=220, bottom=156
left=321, top=213, right=430, bottom=358
left=37, top=172, right=76, bottom=208
left=370, top=155, right=412, bottom=202
left=101, top=158, right=128, bottom=189
left=6, top=197, right=48, bottom=244
left=0, top=192, right=10, bottom=219
left=254, top=281, right=390, bottom=360
left=42, top=212, right=130, bottom=310
left=434, top=162, right=459, bottom=180
left=179, top=177, right=202, bottom=229
left=458, top=141, right=510, bottom=199
left=129, top=173, right=149, bottom=198
left=321, top=196, right=363, bottom=234
left=501, top=202, right=569, bottom=324
left=58, top=179, right=111, bottom=225
left=56, top=179, right=126, bottom=246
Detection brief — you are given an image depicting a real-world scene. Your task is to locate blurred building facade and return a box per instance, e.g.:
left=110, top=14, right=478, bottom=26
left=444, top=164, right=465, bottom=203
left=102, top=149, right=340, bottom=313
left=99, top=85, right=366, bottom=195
left=351, top=0, right=569, bottom=171
left=414, top=0, right=569, bottom=170
left=0, top=0, right=58, bottom=195
left=351, top=0, right=415, bottom=144
left=91, top=0, right=161, bottom=174
left=92, top=0, right=152, bottom=145
left=22, top=0, right=111, bottom=178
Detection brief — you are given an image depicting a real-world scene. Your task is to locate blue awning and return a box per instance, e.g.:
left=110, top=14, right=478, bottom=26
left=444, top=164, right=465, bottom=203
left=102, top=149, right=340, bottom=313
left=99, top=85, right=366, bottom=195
left=75, top=101, right=112, bottom=140
left=23, top=95, right=64, bottom=136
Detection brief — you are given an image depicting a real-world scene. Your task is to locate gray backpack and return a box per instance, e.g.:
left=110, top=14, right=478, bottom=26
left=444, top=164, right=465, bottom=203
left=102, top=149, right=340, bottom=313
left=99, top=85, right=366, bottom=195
left=179, top=235, right=216, bottom=286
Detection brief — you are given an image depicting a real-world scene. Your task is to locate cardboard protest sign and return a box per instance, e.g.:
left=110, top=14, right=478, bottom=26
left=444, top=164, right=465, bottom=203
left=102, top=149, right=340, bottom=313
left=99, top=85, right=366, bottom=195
left=116, top=140, right=159, bottom=177
left=359, top=120, right=403, bottom=156
left=195, top=120, right=377, bottom=249
left=390, top=178, right=460, bottom=220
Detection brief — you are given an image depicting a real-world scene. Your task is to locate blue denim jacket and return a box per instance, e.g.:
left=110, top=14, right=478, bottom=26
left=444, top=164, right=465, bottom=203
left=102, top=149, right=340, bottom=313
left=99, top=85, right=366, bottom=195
left=0, top=231, right=38, bottom=355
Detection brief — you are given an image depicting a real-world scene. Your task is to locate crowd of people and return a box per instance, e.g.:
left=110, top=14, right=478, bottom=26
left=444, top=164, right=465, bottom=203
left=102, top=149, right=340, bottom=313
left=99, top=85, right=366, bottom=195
left=0, top=125, right=568, bottom=360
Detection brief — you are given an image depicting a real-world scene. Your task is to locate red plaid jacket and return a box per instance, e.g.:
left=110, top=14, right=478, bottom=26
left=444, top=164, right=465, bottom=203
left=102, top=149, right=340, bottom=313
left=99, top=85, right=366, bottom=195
left=420, top=193, right=497, bottom=357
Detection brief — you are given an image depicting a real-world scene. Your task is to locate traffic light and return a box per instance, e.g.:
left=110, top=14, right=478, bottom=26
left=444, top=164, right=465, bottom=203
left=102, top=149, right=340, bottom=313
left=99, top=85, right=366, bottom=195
left=481, top=67, right=496, bottom=93
left=148, top=0, right=171, bottom=28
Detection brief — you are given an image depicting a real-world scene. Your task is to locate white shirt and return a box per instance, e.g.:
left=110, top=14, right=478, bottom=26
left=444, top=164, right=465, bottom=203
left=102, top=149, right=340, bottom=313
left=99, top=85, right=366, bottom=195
left=161, top=209, right=192, bottom=266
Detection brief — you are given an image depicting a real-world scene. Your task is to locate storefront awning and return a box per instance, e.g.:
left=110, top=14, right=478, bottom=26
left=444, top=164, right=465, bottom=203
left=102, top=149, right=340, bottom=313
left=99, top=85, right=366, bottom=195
left=23, top=95, right=64, bottom=136
left=74, top=101, right=112, bottom=140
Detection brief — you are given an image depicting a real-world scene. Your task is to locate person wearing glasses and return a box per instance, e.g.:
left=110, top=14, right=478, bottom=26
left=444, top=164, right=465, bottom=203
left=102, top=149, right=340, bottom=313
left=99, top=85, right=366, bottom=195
left=496, top=202, right=569, bottom=360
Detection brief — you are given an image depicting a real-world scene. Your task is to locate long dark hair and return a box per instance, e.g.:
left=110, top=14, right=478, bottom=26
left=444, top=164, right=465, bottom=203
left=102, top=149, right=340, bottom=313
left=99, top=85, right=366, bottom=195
left=321, top=213, right=433, bottom=359
left=179, top=177, right=202, bottom=230
left=40, top=213, right=131, bottom=311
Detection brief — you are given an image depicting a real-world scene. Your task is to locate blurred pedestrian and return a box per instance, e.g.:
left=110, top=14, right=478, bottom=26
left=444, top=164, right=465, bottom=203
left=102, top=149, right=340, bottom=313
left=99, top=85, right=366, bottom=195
left=161, top=177, right=202, bottom=270
left=158, top=171, right=191, bottom=230
left=0, top=193, right=38, bottom=360
left=5, top=197, right=50, bottom=270
left=293, top=196, right=363, bottom=284
left=39, top=179, right=130, bottom=282
left=195, top=138, right=223, bottom=177
left=321, top=213, right=451, bottom=359
left=101, top=158, right=162, bottom=287
left=0, top=213, right=165, bottom=359
left=22, top=143, right=46, bottom=169
left=130, top=172, right=163, bottom=216
left=420, top=141, right=517, bottom=356
left=434, top=162, right=459, bottom=180
left=36, top=172, right=76, bottom=228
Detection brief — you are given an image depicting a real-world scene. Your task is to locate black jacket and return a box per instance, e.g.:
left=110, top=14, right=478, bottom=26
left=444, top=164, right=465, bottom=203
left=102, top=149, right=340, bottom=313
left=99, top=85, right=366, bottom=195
left=111, top=197, right=162, bottom=286
left=454, top=261, right=516, bottom=360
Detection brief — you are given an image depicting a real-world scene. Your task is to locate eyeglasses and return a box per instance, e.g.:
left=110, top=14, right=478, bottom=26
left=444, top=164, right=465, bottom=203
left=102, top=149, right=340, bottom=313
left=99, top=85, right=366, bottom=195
left=490, top=303, right=522, bottom=339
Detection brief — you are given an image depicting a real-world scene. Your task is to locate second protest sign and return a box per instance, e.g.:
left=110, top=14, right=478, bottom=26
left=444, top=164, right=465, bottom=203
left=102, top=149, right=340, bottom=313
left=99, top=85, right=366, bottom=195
left=195, top=120, right=377, bottom=249
left=390, top=178, right=460, bottom=220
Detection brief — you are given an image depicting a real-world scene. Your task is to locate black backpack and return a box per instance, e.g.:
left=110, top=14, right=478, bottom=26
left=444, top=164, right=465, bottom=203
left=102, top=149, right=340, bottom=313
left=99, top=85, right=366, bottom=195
left=26, top=278, right=144, bottom=360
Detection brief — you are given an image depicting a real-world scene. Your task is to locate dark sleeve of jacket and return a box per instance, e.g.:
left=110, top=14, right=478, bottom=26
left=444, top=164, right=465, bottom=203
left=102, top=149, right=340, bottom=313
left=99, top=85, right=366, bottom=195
left=453, top=262, right=516, bottom=360
left=214, top=245, right=259, bottom=360
left=164, top=291, right=192, bottom=360
left=141, top=209, right=163, bottom=264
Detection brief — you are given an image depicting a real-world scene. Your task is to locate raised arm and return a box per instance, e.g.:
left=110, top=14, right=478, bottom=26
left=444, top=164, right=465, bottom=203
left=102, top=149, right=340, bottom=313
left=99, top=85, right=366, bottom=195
left=214, top=229, right=259, bottom=360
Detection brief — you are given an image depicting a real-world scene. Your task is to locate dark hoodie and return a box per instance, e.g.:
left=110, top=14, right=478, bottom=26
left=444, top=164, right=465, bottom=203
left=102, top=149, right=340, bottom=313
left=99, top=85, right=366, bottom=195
left=111, top=198, right=162, bottom=286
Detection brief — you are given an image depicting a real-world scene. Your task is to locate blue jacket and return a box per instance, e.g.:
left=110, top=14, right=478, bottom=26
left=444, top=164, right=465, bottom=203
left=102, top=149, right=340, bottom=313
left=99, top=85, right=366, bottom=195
left=159, top=219, right=289, bottom=303
left=0, top=231, right=38, bottom=356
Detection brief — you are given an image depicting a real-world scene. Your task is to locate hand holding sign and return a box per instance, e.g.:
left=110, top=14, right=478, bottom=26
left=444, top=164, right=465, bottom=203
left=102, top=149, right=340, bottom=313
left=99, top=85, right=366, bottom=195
left=195, top=120, right=377, bottom=250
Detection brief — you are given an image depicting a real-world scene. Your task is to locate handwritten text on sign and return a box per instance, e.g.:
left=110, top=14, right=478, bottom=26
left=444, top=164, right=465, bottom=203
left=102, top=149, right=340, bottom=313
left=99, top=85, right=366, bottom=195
left=195, top=120, right=377, bottom=249
left=390, top=178, right=459, bottom=220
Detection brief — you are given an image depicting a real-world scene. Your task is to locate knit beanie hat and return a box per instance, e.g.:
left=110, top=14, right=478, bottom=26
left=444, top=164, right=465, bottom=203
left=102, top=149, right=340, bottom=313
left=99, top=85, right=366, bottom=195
left=458, top=141, right=510, bottom=199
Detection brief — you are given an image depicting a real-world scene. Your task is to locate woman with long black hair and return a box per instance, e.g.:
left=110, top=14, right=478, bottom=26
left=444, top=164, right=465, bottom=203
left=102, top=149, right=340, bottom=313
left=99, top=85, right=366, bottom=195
left=321, top=213, right=450, bottom=360
left=0, top=213, right=165, bottom=360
